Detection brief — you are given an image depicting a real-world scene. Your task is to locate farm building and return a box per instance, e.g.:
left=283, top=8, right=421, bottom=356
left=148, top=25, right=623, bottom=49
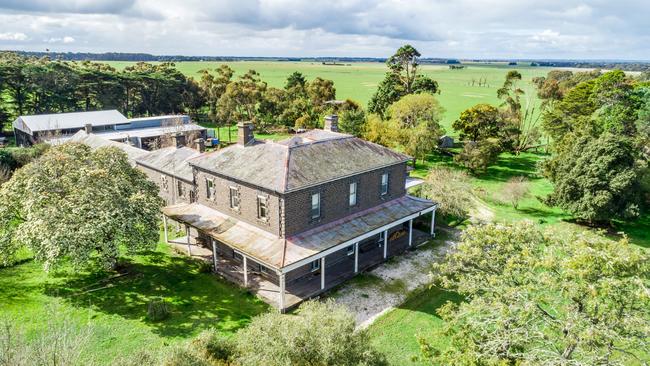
left=12, top=109, right=206, bottom=150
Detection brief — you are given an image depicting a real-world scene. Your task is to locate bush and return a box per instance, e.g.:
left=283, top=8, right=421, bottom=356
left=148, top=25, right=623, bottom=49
left=497, top=176, right=530, bottom=209
left=454, top=138, right=501, bottom=174
left=190, top=329, right=235, bottom=362
left=420, top=168, right=474, bottom=220
left=162, top=346, right=212, bottom=366
left=147, top=297, right=171, bottom=321
left=197, top=260, right=214, bottom=274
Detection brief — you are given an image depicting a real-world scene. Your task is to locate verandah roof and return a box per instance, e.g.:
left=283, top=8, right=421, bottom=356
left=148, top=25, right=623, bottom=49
left=162, top=195, right=436, bottom=270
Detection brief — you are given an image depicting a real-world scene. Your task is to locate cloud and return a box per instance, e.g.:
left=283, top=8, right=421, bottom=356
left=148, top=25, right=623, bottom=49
left=0, top=0, right=647, bottom=59
left=0, top=32, right=28, bottom=41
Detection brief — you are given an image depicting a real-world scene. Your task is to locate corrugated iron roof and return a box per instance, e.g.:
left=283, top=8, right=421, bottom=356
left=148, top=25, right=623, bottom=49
left=68, top=130, right=149, bottom=165
left=135, top=146, right=200, bottom=182
left=162, top=195, right=434, bottom=269
left=189, top=130, right=410, bottom=193
left=13, top=110, right=128, bottom=133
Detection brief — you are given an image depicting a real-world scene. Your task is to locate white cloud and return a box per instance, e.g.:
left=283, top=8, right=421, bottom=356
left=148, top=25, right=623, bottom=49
left=0, top=0, right=647, bottom=59
left=0, top=32, right=28, bottom=41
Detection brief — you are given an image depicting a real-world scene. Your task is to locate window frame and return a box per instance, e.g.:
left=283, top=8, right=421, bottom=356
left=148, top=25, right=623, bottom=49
left=310, top=192, right=321, bottom=219
left=229, top=186, right=240, bottom=209
left=346, top=245, right=355, bottom=256
left=160, top=175, right=168, bottom=191
left=349, top=181, right=357, bottom=207
left=177, top=180, right=184, bottom=197
left=206, top=178, right=215, bottom=200
left=310, top=259, right=321, bottom=272
left=380, top=172, right=389, bottom=196
left=257, top=195, right=268, bottom=220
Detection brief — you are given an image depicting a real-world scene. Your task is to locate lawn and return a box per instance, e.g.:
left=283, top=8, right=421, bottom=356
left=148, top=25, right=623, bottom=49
left=105, top=60, right=551, bottom=132
left=366, top=287, right=462, bottom=366
left=0, top=237, right=269, bottom=364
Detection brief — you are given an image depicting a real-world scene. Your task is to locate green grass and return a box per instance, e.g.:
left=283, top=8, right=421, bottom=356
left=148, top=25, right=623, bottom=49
left=0, top=238, right=269, bottom=364
left=367, top=287, right=462, bottom=366
left=105, top=60, right=551, bottom=132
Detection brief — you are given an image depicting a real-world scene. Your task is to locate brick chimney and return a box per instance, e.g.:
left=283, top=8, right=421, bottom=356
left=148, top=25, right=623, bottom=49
left=237, top=122, right=255, bottom=146
left=194, top=138, right=205, bottom=153
left=171, top=133, right=186, bottom=148
left=84, top=123, right=92, bottom=134
left=324, top=115, right=338, bottom=132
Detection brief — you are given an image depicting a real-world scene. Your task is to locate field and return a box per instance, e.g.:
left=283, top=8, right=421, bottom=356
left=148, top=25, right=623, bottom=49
left=106, top=60, right=551, bottom=132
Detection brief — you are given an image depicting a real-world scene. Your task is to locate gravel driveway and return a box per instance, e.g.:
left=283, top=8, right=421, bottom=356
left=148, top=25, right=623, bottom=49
left=329, top=230, right=457, bottom=328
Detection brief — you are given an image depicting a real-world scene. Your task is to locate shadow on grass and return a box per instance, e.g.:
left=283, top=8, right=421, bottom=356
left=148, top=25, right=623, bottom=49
left=43, top=250, right=268, bottom=338
left=398, top=286, right=463, bottom=319
left=476, top=153, right=546, bottom=183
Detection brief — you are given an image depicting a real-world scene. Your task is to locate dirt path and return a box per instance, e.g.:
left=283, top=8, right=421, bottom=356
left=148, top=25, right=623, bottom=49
left=331, top=237, right=457, bottom=328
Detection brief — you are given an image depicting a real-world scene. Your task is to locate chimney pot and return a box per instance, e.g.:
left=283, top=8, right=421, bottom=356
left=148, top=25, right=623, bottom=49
left=324, top=115, right=338, bottom=132
left=194, top=138, right=205, bottom=153
left=84, top=123, right=92, bottom=134
left=237, top=122, right=255, bottom=146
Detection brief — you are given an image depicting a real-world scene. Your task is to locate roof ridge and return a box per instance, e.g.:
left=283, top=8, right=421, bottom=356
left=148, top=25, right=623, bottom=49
left=285, top=134, right=353, bottom=150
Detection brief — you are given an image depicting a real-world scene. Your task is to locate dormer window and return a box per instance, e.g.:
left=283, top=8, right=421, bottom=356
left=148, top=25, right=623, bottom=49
left=380, top=173, right=389, bottom=195
left=311, top=193, right=321, bottom=219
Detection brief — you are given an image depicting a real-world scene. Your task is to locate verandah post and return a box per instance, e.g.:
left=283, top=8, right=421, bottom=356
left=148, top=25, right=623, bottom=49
left=383, top=229, right=388, bottom=259
left=243, top=256, right=248, bottom=287
left=279, top=272, right=286, bottom=312
left=408, top=219, right=413, bottom=247
left=211, top=238, right=218, bottom=273
left=321, top=257, right=326, bottom=290
left=162, top=214, right=168, bottom=244
left=354, top=242, right=359, bottom=273
left=186, top=225, right=192, bottom=256
left=430, top=209, right=436, bottom=237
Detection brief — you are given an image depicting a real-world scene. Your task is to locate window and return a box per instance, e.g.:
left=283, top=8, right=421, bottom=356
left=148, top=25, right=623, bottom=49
left=349, top=182, right=357, bottom=206
left=160, top=175, right=168, bottom=191
left=257, top=196, right=268, bottom=219
left=311, top=193, right=321, bottom=219
left=206, top=178, right=215, bottom=200
left=177, top=180, right=184, bottom=197
left=380, top=173, right=389, bottom=195
left=310, top=260, right=320, bottom=272
left=232, top=250, right=243, bottom=262
left=378, top=231, right=385, bottom=246
left=346, top=245, right=355, bottom=256
left=229, top=186, right=240, bottom=209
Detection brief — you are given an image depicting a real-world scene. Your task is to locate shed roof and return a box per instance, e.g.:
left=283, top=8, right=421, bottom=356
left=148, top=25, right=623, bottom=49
left=162, top=195, right=435, bottom=269
left=189, top=130, right=410, bottom=193
left=135, top=146, right=200, bottom=182
left=13, top=110, right=127, bottom=133
left=67, top=130, right=150, bottom=165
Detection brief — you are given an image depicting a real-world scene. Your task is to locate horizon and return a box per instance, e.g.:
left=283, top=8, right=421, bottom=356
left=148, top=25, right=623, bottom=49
left=0, top=1, right=648, bottom=60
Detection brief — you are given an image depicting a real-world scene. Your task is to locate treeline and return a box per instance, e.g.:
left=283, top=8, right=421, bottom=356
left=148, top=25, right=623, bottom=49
left=0, top=52, right=343, bottom=134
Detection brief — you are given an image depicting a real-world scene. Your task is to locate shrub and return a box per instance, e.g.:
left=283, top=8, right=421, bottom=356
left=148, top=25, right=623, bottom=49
left=420, top=167, right=474, bottom=220
left=190, top=329, right=235, bottom=362
left=454, top=138, right=501, bottom=174
left=162, top=346, right=211, bottom=366
left=197, top=260, right=214, bottom=274
left=497, top=176, right=530, bottom=209
left=147, top=297, right=171, bottom=321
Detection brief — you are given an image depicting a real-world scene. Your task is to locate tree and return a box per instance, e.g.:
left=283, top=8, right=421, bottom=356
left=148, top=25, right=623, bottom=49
left=368, top=45, right=439, bottom=117
left=234, top=300, right=387, bottom=366
left=285, top=71, right=307, bottom=90
left=218, top=70, right=267, bottom=124
left=307, top=76, right=336, bottom=114
left=421, top=222, right=649, bottom=365
left=452, top=103, right=503, bottom=142
left=544, top=133, right=642, bottom=224
left=497, top=176, right=530, bottom=209
left=420, top=168, right=473, bottom=220
left=363, top=113, right=393, bottom=147
left=454, top=138, right=501, bottom=174
left=0, top=143, right=163, bottom=270
left=497, top=70, right=542, bottom=154
left=338, top=100, right=366, bottom=137
left=386, top=93, right=445, bottom=167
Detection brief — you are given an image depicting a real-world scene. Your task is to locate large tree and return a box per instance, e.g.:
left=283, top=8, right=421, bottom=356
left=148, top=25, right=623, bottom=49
left=386, top=93, right=445, bottom=167
left=0, top=143, right=163, bottom=270
left=422, top=222, right=649, bottom=365
left=368, top=45, right=439, bottom=117
left=544, top=133, right=643, bottom=223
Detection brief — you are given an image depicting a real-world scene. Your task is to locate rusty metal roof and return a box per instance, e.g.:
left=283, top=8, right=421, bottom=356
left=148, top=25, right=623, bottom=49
left=135, top=146, right=200, bottom=182
left=188, top=130, right=410, bottom=193
left=163, top=195, right=434, bottom=269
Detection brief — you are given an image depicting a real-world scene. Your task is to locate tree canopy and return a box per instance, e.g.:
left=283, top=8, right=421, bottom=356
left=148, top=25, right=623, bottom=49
left=0, top=143, right=163, bottom=270
left=368, top=45, right=439, bottom=117
left=422, top=222, right=649, bottom=365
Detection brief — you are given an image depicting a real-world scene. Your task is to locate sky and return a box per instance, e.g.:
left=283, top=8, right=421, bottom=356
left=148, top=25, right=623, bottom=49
left=0, top=0, right=648, bottom=60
